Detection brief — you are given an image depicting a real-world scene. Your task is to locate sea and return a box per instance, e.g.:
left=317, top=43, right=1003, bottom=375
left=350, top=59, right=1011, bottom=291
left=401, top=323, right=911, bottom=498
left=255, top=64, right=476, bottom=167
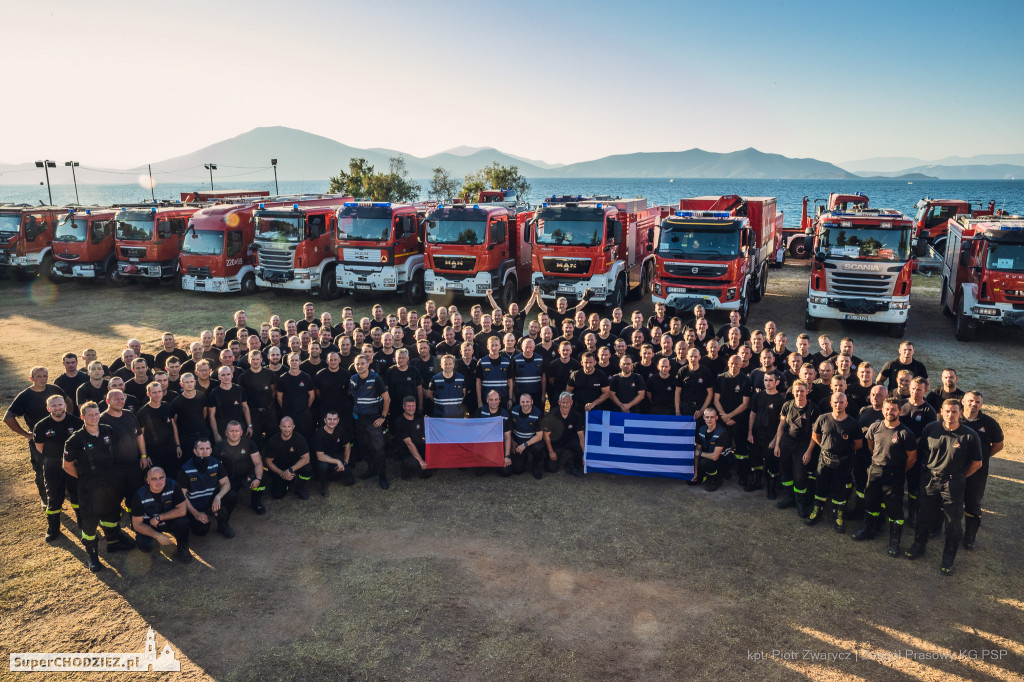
left=2, top=178, right=1022, bottom=226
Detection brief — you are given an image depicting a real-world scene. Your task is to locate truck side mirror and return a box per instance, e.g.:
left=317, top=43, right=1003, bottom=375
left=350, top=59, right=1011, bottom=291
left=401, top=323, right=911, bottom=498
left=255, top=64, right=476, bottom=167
left=959, top=249, right=970, bottom=267
left=611, top=219, right=622, bottom=244
left=646, top=227, right=654, bottom=245
left=522, top=219, right=532, bottom=241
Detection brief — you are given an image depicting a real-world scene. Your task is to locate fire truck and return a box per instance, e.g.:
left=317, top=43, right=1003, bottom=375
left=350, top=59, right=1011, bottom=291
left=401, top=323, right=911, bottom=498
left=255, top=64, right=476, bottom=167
left=0, top=204, right=66, bottom=281
left=650, top=195, right=782, bottom=322
left=180, top=196, right=341, bottom=295
left=113, top=203, right=202, bottom=285
left=335, top=201, right=426, bottom=302
left=941, top=214, right=1024, bottom=341
left=784, top=193, right=870, bottom=259
left=422, top=199, right=534, bottom=308
left=913, top=197, right=997, bottom=255
left=805, top=206, right=915, bottom=337
left=253, top=198, right=352, bottom=297
left=51, top=208, right=120, bottom=282
left=179, top=189, right=270, bottom=203
left=525, top=195, right=661, bottom=310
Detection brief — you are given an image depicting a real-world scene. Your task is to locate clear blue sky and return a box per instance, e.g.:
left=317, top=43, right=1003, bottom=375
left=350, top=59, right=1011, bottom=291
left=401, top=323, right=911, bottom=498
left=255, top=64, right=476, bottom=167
left=1, top=0, right=1020, bottom=167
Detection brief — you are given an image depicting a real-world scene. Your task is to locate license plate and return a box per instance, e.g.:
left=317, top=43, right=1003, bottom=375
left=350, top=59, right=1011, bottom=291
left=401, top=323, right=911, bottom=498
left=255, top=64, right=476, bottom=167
left=844, top=314, right=869, bottom=321
left=129, top=258, right=139, bottom=262
left=447, top=283, right=462, bottom=290
left=355, top=284, right=371, bottom=291
left=558, top=285, right=574, bottom=294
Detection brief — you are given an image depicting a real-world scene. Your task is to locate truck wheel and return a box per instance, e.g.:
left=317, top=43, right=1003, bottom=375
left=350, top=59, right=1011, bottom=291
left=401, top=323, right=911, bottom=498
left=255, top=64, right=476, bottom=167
left=407, top=270, right=425, bottom=304
left=887, top=323, right=906, bottom=338
left=106, top=260, right=127, bottom=287
left=42, top=254, right=64, bottom=283
left=789, top=237, right=808, bottom=259
left=804, top=311, right=819, bottom=331
left=939, top=278, right=954, bottom=317
left=606, top=277, right=625, bottom=313
left=240, top=272, right=257, bottom=296
left=319, top=267, right=339, bottom=299
left=500, top=276, right=517, bottom=310
left=737, top=293, right=750, bottom=324
left=954, top=294, right=976, bottom=342
left=914, top=239, right=930, bottom=257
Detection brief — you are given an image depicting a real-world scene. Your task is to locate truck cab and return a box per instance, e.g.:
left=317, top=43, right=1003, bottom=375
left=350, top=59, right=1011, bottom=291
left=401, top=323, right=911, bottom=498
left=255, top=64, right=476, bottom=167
left=335, top=201, right=426, bottom=302
left=253, top=198, right=350, bottom=298
left=0, top=205, right=64, bottom=281
left=423, top=202, right=534, bottom=307
left=941, top=214, right=1024, bottom=341
left=52, top=208, right=119, bottom=281
left=114, top=204, right=200, bottom=284
left=805, top=207, right=914, bottom=337
left=914, top=198, right=996, bottom=255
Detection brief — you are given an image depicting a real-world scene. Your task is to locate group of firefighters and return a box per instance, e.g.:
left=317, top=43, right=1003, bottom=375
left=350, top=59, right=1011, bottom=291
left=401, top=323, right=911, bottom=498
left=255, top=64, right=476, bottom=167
left=3, top=290, right=1002, bottom=577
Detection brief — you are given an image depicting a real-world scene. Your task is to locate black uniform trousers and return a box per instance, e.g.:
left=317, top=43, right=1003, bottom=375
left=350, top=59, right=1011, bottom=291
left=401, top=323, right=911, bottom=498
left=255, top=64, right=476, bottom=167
left=135, top=517, right=190, bottom=552
left=316, top=460, right=356, bottom=485
left=29, top=442, right=48, bottom=507
left=814, top=461, right=850, bottom=507
left=780, top=435, right=813, bottom=497
left=77, top=476, right=123, bottom=548
left=250, top=405, right=279, bottom=449
left=964, top=460, right=989, bottom=520
left=507, top=438, right=549, bottom=476
left=353, top=414, right=387, bottom=476
left=914, top=471, right=965, bottom=547
left=42, top=456, right=78, bottom=516
left=224, top=472, right=263, bottom=511
left=269, top=463, right=314, bottom=499
left=863, top=464, right=906, bottom=523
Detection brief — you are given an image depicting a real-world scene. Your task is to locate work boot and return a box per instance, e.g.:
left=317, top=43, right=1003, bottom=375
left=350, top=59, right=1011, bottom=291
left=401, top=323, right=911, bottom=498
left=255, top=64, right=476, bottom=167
left=378, top=475, right=390, bottom=490
left=765, top=475, right=778, bottom=500
left=45, top=514, right=61, bottom=542
left=887, top=523, right=902, bottom=557
left=833, top=508, right=845, bottom=534
left=103, top=527, right=133, bottom=553
left=320, top=478, right=330, bottom=497
left=939, top=537, right=958, bottom=576
left=86, top=544, right=103, bottom=572
left=175, top=543, right=193, bottom=564
left=846, top=494, right=865, bottom=521
left=795, top=494, right=810, bottom=519
left=963, top=514, right=981, bottom=550
left=852, top=515, right=880, bottom=541
left=294, top=482, right=310, bottom=500
left=737, top=460, right=749, bottom=487
left=358, top=468, right=377, bottom=481
left=804, top=504, right=822, bottom=526
left=904, top=538, right=927, bottom=561
left=250, top=491, right=266, bottom=515
left=532, top=466, right=543, bottom=480
left=907, top=498, right=918, bottom=527
left=775, top=489, right=795, bottom=509
left=744, top=470, right=763, bottom=493
left=703, top=477, right=721, bottom=492
left=218, top=520, right=235, bottom=539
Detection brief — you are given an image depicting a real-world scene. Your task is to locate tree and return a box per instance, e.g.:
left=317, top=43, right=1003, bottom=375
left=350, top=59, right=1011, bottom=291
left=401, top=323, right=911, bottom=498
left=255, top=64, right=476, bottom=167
left=428, top=167, right=461, bottom=203
left=460, top=169, right=487, bottom=202
left=328, top=155, right=420, bottom=203
left=459, top=162, right=530, bottom=202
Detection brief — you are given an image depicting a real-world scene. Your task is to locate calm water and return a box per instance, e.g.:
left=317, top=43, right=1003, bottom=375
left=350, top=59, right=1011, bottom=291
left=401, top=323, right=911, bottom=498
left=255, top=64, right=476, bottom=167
left=2, top=178, right=1021, bottom=227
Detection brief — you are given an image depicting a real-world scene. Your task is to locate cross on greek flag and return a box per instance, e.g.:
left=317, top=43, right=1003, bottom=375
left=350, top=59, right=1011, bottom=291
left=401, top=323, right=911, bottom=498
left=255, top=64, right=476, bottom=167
left=584, top=411, right=696, bottom=480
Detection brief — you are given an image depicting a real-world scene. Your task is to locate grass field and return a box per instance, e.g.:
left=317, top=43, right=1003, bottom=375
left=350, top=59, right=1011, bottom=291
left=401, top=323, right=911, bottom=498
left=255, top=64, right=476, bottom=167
left=1, top=263, right=1023, bottom=681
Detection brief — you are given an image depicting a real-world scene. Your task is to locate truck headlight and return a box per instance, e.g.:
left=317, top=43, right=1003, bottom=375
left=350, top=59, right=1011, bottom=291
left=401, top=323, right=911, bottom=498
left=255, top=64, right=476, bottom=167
left=654, top=283, right=662, bottom=295
left=972, top=306, right=1000, bottom=316
left=809, top=295, right=828, bottom=305
left=889, top=301, right=909, bottom=310
left=727, top=288, right=737, bottom=300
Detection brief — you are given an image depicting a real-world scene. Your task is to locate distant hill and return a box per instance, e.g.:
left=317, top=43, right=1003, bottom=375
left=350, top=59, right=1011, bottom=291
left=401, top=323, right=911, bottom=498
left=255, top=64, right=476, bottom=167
left=858, top=172, right=938, bottom=180
left=840, top=156, right=927, bottom=173
left=843, top=153, right=1024, bottom=178
left=858, top=164, right=1024, bottom=180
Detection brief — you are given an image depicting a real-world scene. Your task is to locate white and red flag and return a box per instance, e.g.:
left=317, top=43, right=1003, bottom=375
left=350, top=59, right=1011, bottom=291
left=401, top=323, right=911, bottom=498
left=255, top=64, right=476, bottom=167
left=424, top=417, right=505, bottom=468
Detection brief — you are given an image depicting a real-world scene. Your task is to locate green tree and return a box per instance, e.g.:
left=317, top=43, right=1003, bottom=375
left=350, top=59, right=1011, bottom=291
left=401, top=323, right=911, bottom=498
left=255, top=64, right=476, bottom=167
left=328, top=155, right=420, bottom=203
left=460, top=162, right=531, bottom=202
left=428, top=166, right=461, bottom=203
left=460, top=169, right=487, bottom=202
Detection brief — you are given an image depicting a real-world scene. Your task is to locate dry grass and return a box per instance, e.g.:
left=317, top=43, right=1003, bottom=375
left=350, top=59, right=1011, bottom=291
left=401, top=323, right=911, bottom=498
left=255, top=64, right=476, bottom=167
left=1, top=267, right=1022, bottom=681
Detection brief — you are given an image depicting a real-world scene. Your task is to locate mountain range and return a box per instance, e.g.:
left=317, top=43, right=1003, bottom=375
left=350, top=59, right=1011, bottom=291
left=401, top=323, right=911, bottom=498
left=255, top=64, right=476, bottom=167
left=0, top=126, right=1020, bottom=184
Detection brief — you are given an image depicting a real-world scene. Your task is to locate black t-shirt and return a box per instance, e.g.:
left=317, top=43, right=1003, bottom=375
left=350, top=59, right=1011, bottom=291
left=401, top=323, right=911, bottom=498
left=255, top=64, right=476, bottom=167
left=5, top=384, right=67, bottom=432
left=919, top=422, right=982, bottom=479
left=543, top=408, right=584, bottom=447
left=609, top=373, right=646, bottom=409
left=716, top=324, right=750, bottom=344
left=76, top=380, right=109, bottom=414
left=263, top=433, right=310, bottom=471
left=812, top=413, right=861, bottom=467
left=276, top=371, right=314, bottom=415
left=136, top=403, right=176, bottom=455
left=619, top=325, right=651, bottom=344
left=99, top=410, right=142, bottom=463
left=715, top=372, right=752, bottom=415
left=391, top=413, right=426, bottom=454
left=312, top=425, right=351, bottom=461
left=568, top=368, right=609, bottom=408
left=750, top=391, right=785, bottom=436
left=960, top=413, right=1004, bottom=463
left=412, top=355, right=441, bottom=386
left=926, top=387, right=966, bottom=412
left=224, top=325, right=259, bottom=342
left=646, top=373, right=676, bottom=411
left=207, top=384, right=248, bottom=432
left=54, top=373, right=88, bottom=412
left=546, top=358, right=581, bottom=396
left=780, top=400, right=820, bottom=443
left=857, top=406, right=884, bottom=438
left=879, top=358, right=928, bottom=390
left=216, top=436, right=259, bottom=478
left=155, top=348, right=189, bottom=369
left=131, top=482, right=186, bottom=520
left=33, top=414, right=84, bottom=460
left=239, top=368, right=277, bottom=410
left=676, top=365, right=714, bottom=408
left=64, top=424, right=116, bottom=478
left=899, top=401, right=937, bottom=438
left=865, top=421, right=917, bottom=468
left=171, top=393, right=208, bottom=438
left=385, top=366, right=422, bottom=408
left=315, top=367, right=352, bottom=418
left=122, top=377, right=151, bottom=406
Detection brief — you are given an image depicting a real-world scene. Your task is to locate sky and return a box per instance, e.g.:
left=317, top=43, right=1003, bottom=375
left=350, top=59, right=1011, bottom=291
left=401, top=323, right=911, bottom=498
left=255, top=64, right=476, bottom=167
left=1, top=0, right=1021, bottom=168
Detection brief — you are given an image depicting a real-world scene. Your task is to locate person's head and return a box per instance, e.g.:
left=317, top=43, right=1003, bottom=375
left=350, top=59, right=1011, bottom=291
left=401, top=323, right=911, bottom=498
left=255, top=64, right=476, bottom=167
left=896, top=369, right=912, bottom=394
left=303, top=302, right=316, bottom=320
left=146, top=466, right=168, bottom=494
left=521, top=338, right=535, bottom=356
left=882, top=397, right=901, bottom=424
left=910, top=376, right=928, bottom=403
left=217, top=365, right=233, bottom=385
left=193, top=438, right=213, bottom=459
left=279, top=416, right=295, bottom=438
left=705, top=339, right=719, bottom=357
left=480, top=390, right=499, bottom=412
left=764, top=320, right=777, bottom=339
left=200, top=330, right=214, bottom=348
left=224, top=420, right=243, bottom=444
left=267, top=346, right=282, bottom=365
left=619, top=355, right=634, bottom=374
left=839, top=337, right=855, bottom=357
left=727, top=327, right=742, bottom=347
left=613, top=338, right=627, bottom=356
left=503, top=333, right=516, bottom=352
left=354, top=355, right=369, bottom=376
left=269, top=314, right=282, bottom=328
left=940, top=399, right=961, bottom=429
left=381, top=333, right=394, bottom=350
left=87, top=360, right=105, bottom=381
left=941, top=368, right=958, bottom=391
left=660, top=335, right=673, bottom=354
left=106, top=388, right=126, bottom=412
left=219, top=349, right=235, bottom=367
left=582, top=352, right=596, bottom=372
left=519, top=392, right=534, bottom=412
left=641, top=344, right=654, bottom=363
left=799, top=363, right=816, bottom=384
left=234, top=310, right=248, bottom=327
left=760, top=349, right=775, bottom=371
left=696, top=318, right=709, bottom=335
left=763, top=372, right=778, bottom=392
left=146, top=381, right=163, bottom=404
left=857, top=362, right=874, bottom=386
left=817, top=361, right=834, bottom=383
left=728, top=310, right=741, bottom=326
left=214, top=327, right=226, bottom=345
left=196, top=360, right=212, bottom=381
left=791, top=379, right=808, bottom=403
left=869, top=384, right=888, bottom=409
left=834, top=354, right=852, bottom=377
left=461, top=326, right=474, bottom=343
left=654, top=302, right=667, bottom=317
left=46, top=394, right=67, bottom=419
left=727, top=354, right=741, bottom=376
left=962, top=390, right=982, bottom=417
left=817, top=334, right=833, bottom=354
left=288, top=335, right=302, bottom=352
left=180, top=373, right=196, bottom=393
left=80, top=401, right=101, bottom=427
left=898, top=341, right=915, bottom=363
left=557, top=391, right=573, bottom=412
left=487, top=336, right=501, bottom=356
left=737, top=345, right=752, bottom=366
left=684, top=348, right=699, bottom=368
left=558, top=341, right=572, bottom=360
left=795, top=334, right=810, bottom=355
left=830, top=375, right=847, bottom=395
left=83, top=349, right=98, bottom=365
left=131, top=357, right=148, bottom=379
left=441, top=354, right=455, bottom=374
left=630, top=310, right=643, bottom=327
left=774, top=331, right=787, bottom=349
left=270, top=328, right=283, bottom=345
left=702, top=408, right=718, bottom=429
left=62, top=352, right=79, bottom=374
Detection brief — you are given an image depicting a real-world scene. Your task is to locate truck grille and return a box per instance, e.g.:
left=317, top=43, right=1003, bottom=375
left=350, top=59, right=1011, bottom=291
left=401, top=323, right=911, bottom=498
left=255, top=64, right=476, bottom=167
left=664, top=262, right=728, bottom=278
left=120, top=246, right=146, bottom=259
left=187, top=265, right=211, bottom=277
left=825, top=265, right=900, bottom=297
left=433, top=255, right=476, bottom=271
left=258, top=248, right=294, bottom=270
left=57, top=251, right=80, bottom=260
left=542, top=257, right=591, bottom=275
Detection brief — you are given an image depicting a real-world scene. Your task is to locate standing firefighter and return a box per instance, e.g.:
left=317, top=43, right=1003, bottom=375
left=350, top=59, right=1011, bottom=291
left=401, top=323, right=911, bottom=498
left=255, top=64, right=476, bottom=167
left=773, top=380, right=820, bottom=517
left=32, top=395, right=83, bottom=541
left=4, top=366, right=67, bottom=508
left=806, top=393, right=863, bottom=533
left=959, top=391, right=1004, bottom=550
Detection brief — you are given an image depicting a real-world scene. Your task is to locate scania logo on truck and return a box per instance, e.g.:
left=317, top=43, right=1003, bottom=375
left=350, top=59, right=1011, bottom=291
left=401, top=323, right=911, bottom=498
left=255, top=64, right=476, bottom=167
left=842, top=263, right=881, bottom=272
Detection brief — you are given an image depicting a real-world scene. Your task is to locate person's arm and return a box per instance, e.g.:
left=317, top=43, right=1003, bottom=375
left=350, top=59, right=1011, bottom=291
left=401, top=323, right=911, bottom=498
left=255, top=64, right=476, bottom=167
left=623, top=388, right=645, bottom=412
left=543, top=429, right=556, bottom=459
left=210, top=474, right=230, bottom=514
left=63, top=459, right=78, bottom=478
left=402, top=437, right=426, bottom=468
left=526, top=430, right=545, bottom=447
left=249, top=449, right=264, bottom=488
left=306, top=389, right=314, bottom=410
left=521, top=290, right=537, bottom=316
left=317, top=449, right=341, bottom=468
left=184, top=494, right=206, bottom=522
left=208, top=407, right=220, bottom=443
left=293, top=451, right=310, bottom=470
left=136, top=432, right=149, bottom=463
left=587, top=385, right=611, bottom=411
left=713, top=392, right=726, bottom=420
left=503, top=431, right=512, bottom=467
left=773, top=417, right=785, bottom=458
left=571, top=297, right=589, bottom=313
left=485, top=289, right=501, bottom=314
left=725, top=396, right=749, bottom=424
left=702, top=445, right=725, bottom=461
left=378, top=391, right=390, bottom=424
left=265, top=455, right=290, bottom=480
left=276, top=390, right=283, bottom=409
left=162, top=499, right=188, bottom=521
left=476, top=378, right=483, bottom=406
left=904, top=448, right=916, bottom=473
left=241, top=402, right=252, bottom=437
left=747, top=410, right=757, bottom=444
left=699, top=387, right=713, bottom=418
left=533, top=289, right=550, bottom=313
left=416, top=384, right=424, bottom=412
left=990, top=440, right=1004, bottom=458
left=132, top=514, right=169, bottom=542
left=3, top=415, right=31, bottom=439
left=965, top=459, right=982, bottom=478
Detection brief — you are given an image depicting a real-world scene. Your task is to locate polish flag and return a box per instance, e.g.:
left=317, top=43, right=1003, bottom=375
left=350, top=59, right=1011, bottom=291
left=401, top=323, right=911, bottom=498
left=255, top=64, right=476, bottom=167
left=425, top=417, right=505, bottom=468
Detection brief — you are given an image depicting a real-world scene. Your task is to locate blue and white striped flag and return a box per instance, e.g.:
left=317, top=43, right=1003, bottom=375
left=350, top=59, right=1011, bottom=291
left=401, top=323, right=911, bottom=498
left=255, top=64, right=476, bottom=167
left=584, top=411, right=696, bottom=480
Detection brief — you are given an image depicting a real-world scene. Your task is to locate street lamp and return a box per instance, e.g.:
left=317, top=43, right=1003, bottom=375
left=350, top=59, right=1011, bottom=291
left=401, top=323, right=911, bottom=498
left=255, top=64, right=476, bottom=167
left=204, top=163, right=217, bottom=190
left=271, top=158, right=279, bottom=196
left=35, top=160, right=56, bottom=205
left=65, top=161, right=80, bottom=204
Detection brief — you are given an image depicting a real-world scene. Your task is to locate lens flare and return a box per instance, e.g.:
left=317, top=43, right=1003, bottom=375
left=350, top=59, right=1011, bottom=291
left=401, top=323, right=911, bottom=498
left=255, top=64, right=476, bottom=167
left=27, top=278, right=58, bottom=305
left=138, top=174, right=156, bottom=190
left=225, top=212, right=241, bottom=228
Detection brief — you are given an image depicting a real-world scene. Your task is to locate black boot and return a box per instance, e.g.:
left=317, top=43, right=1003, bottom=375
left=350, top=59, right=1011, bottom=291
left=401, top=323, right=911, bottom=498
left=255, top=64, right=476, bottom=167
left=775, top=487, right=795, bottom=509
left=940, top=537, right=958, bottom=576
left=218, top=518, right=235, bottom=539
left=378, top=474, right=390, bottom=490
left=765, top=475, right=778, bottom=500
left=887, top=522, right=902, bottom=557
left=833, top=507, right=845, bottom=534
left=320, top=477, right=330, bottom=497
left=294, top=481, right=310, bottom=500
left=852, top=514, right=880, bottom=541
left=846, top=493, right=865, bottom=521
left=175, top=542, right=193, bottom=564
left=737, top=459, right=749, bottom=487
left=904, top=530, right=927, bottom=560
left=103, top=527, right=133, bottom=553
left=963, top=514, right=981, bottom=550
left=744, top=469, right=763, bottom=493
left=250, top=490, right=266, bottom=515
left=45, top=514, right=61, bottom=542
left=358, top=467, right=377, bottom=481
left=804, top=503, right=822, bottom=526
left=795, top=493, right=810, bottom=519
left=86, top=543, right=103, bottom=572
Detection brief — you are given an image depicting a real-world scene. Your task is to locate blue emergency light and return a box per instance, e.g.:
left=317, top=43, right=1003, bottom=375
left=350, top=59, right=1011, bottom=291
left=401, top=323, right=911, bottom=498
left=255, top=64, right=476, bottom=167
left=292, top=204, right=299, bottom=210
left=343, top=202, right=357, bottom=207
left=373, top=202, right=391, bottom=208
left=258, top=203, right=265, bottom=210
left=67, top=209, right=73, bottom=214
left=85, top=210, right=91, bottom=215
left=675, top=210, right=732, bottom=218
left=596, top=203, right=603, bottom=209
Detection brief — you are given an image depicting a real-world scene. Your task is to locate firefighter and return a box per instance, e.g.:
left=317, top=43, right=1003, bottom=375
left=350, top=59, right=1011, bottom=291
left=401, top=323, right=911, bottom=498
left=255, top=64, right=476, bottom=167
left=350, top=355, right=391, bottom=490
left=773, top=380, right=820, bottom=517
left=130, top=466, right=192, bottom=564
left=512, top=339, right=545, bottom=406
left=32, top=395, right=83, bottom=541
left=713, top=354, right=751, bottom=485
left=177, top=437, right=233, bottom=539
left=427, top=355, right=466, bottom=419
left=851, top=384, right=888, bottom=521
left=746, top=371, right=784, bottom=496
left=4, top=366, right=67, bottom=508
left=806, top=393, right=862, bottom=533
left=477, top=336, right=513, bottom=409
left=62, top=402, right=132, bottom=571
left=215, top=420, right=266, bottom=515
left=313, top=410, right=356, bottom=494
left=904, top=400, right=983, bottom=575
left=542, top=392, right=585, bottom=477
left=694, top=408, right=732, bottom=492
left=392, top=396, right=434, bottom=480
left=509, top=393, right=547, bottom=478
left=960, top=391, right=1004, bottom=550
left=899, top=377, right=937, bottom=527
left=101, top=388, right=150, bottom=514
left=263, top=416, right=313, bottom=500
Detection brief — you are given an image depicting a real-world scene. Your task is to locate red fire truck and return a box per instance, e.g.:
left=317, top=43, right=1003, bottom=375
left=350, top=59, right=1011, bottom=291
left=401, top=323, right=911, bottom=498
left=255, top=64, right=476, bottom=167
left=52, top=208, right=120, bottom=282
left=783, top=193, right=871, bottom=258
left=805, top=206, right=914, bottom=337
left=179, top=189, right=270, bottom=203
left=650, top=195, right=782, bottom=321
left=253, top=198, right=352, bottom=297
left=0, top=204, right=66, bottom=281
left=422, top=201, right=535, bottom=307
left=113, top=203, right=202, bottom=285
left=941, top=214, right=1024, bottom=341
left=180, top=196, right=341, bottom=295
left=913, top=197, right=997, bottom=255
left=525, top=195, right=662, bottom=310
left=335, top=201, right=426, bottom=302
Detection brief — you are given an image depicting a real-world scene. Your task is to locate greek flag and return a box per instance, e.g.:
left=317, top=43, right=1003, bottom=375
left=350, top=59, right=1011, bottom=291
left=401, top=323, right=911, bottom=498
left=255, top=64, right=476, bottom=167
left=584, top=411, right=696, bottom=480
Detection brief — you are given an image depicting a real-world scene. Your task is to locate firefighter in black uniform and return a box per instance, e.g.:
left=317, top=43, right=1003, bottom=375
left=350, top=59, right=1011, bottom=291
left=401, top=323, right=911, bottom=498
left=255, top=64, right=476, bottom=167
left=746, top=371, right=784, bottom=497
left=350, top=355, right=391, bottom=489
left=854, top=397, right=917, bottom=557
left=773, top=380, right=820, bottom=517
left=807, top=393, right=862, bottom=533
left=263, top=416, right=313, bottom=500
left=427, top=355, right=466, bottom=418
left=238, top=350, right=279, bottom=447
left=899, top=377, right=936, bottom=528
left=476, top=390, right=513, bottom=476
left=313, top=410, right=356, bottom=494
left=713, top=354, right=751, bottom=485
left=851, top=384, right=887, bottom=521
left=512, top=339, right=545, bottom=406
left=130, top=466, right=192, bottom=564
left=904, top=399, right=983, bottom=575
left=216, top=421, right=266, bottom=515
left=62, top=402, right=132, bottom=571
left=32, top=395, right=82, bottom=541
left=100, top=389, right=150, bottom=516
left=509, top=393, right=547, bottom=478
left=177, top=437, right=233, bottom=538
left=392, top=396, right=433, bottom=480
left=694, top=408, right=732, bottom=492
left=542, top=392, right=586, bottom=477
left=675, top=349, right=714, bottom=419
left=4, top=366, right=67, bottom=508
left=477, top=337, right=513, bottom=408
left=959, top=391, right=1004, bottom=551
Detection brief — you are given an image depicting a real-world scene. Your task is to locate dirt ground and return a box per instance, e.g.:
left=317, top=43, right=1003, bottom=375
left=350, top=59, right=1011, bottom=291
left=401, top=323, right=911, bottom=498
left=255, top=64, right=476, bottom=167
left=1, top=263, right=1022, bottom=681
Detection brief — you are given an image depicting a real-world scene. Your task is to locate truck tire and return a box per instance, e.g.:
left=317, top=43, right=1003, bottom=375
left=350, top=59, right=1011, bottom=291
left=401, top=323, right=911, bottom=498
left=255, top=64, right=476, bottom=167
left=887, top=323, right=906, bottom=338
left=804, top=311, right=819, bottom=331
left=914, top=239, right=930, bottom=257
left=500, top=276, right=517, bottom=310
left=319, top=267, right=339, bottom=299
left=789, top=237, right=808, bottom=259
left=42, top=254, right=64, bottom=283
left=606, top=276, right=626, bottom=313
left=954, top=294, right=976, bottom=342
left=407, top=270, right=425, bottom=304
left=939, top=277, right=954, bottom=317
left=240, top=272, right=257, bottom=296
left=106, top=260, right=127, bottom=286
left=737, top=292, right=750, bottom=324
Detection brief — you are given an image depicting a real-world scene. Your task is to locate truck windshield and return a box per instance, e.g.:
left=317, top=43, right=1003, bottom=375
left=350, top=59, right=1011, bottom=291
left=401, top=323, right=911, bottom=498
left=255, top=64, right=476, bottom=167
left=182, top=230, right=224, bottom=255
left=536, top=220, right=602, bottom=246
left=115, top=218, right=155, bottom=241
left=821, top=227, right=911, bottom=261
left=255, top=216, right=301, bottom=242
left=985, top=242, right=1024, bottom=273
left=425, top=217, right=486, bottom=245
left=55, top=217, right=90, bottom=242
left=0, top=214, right=21, bottom=236
left=338, top=217, right=391, bottom=241
left=657, top=226, right=739, bottom=260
